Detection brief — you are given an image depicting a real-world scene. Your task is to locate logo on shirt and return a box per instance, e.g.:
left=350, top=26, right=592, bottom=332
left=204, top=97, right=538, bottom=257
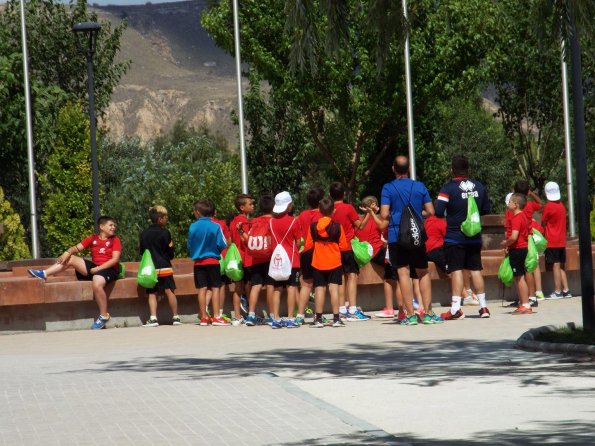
left=459, top=180, right=478, bottom=198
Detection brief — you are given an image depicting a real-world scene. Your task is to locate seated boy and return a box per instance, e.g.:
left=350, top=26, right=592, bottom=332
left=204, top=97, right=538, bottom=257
left=28, top=216, right=122, bottom=329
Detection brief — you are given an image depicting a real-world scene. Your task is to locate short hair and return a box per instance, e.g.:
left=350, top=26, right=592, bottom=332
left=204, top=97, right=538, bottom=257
left=510, top=193, right=526, bottom=209
left=149, top=205, right=167, bottom=224
left=329, top=182, right=345, bottom=200
left=194, top=199, right=214, bottom=217
left=97, top=215, right=116, bottom=227
left=514, top=180, right=530, bottom=195
left=393, top=156, right=409, bottom=175
left=451, top=154, right=469, bottom=177
left=319, top=197, right=334, bottom=216
left=306, top=187, right=325, bottom=209
left=258, top=194, right=275, bottom=214
left=361, top=195, right=378, bottom=208
left=234, top=193, right=253, bottom=211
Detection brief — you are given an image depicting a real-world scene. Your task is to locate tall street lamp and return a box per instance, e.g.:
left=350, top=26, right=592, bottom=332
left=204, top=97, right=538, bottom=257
left=72, top=21, right=101, bottom=232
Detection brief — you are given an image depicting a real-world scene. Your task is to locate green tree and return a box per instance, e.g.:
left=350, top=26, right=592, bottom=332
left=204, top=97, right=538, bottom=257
left=0, top=187, right=31, bottom=260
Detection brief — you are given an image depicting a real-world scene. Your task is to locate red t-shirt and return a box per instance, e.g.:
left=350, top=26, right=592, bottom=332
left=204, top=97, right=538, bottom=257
left=424, top=215, right=446, bottom=253
left=509, top=212, right=529, bottom=249
left=332, top=201, right=359, bottom=246
left=504, top=209, right=513, bottom=238
left=297, top=209, right=322, bottom=240
left=270, top=214, right=302, bottom=268
left=230, top=214, right=252, bottom=266
left=523, top=200, right=542, bottom=219
left=355, top=216, right=383, bottom=256
left=80, top=234, right=122, bottom=266
left=541, top=201, right=567, bottom=248
left=531, top=219, right=544, bottom=234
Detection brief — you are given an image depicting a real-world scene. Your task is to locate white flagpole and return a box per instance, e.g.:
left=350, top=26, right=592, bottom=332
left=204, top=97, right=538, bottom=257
left=232, top=0, right=248, bottom=193
left=560, top=38, right=576, bottom=237
left=402, top=0, right=416, bottom=180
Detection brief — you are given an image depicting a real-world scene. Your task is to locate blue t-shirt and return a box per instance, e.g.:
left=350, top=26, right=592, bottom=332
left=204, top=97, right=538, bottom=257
left=187, top=217, right=227, bottom=260
left=434, top=177, right=491, bottom=244
left=381, top=178, right=432, bottom=243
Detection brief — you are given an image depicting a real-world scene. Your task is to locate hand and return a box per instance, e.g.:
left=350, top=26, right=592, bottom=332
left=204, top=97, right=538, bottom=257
left=236, top=222, right=243, bottom=231
left=57, top=252, right=70, bottom=265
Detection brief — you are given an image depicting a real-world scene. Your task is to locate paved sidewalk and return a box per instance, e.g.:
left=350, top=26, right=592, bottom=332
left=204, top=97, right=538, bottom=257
left=0, top=298, right=593, bottom=445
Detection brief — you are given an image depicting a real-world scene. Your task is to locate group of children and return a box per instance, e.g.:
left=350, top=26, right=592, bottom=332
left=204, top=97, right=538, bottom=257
left=27, top=177, right=571, bottom=329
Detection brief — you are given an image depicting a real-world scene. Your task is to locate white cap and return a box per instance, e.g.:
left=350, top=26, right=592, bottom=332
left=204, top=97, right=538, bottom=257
left=544, top=181, right=561, bottom=201
left=273, top=191, right=292, bottom=213
left=505, top=192, right=513, bottom=206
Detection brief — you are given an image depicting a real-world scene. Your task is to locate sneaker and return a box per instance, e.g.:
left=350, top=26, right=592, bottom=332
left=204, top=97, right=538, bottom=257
left=440, top=309, right=465, bottom=321
left=478, top=307, right=491, bottom=318
left=346, top=309, right=371, bottom=321
left=545, top=291, right=564, bottom=300
left=529, top=297, right=539, bottom=308
left=332, top=319, right=346, bottom=327
left=199, top=317, right=211, bottom=326
left=396, top=309, right=406, bottom=322
left=231, top=317, right=245, bottom=326
left=321, top=316, right=333, bottom=327
left=535, top=291, right=545, bottom=300
left=562, top=290, right=573, bottom=298
left=212, top=316, right=231, bottom=326
left=239, top=295, right=248, bottom=314
left=27, top=269, right=46, bottom=281
left=264, top=317, right=274, bottom=326
left=463, top=294, right=480, bottom=306
left=143, top=317, right=159, bottom=327
left=220, top=313, right=232, bottom=323
left=507, top=300, right=520, bottom=308
left=310, top=319, right=325, bottom=328
left=415, top=309, right=425, bottom=323
left=245, top=315, right=256, bottom=326
left=309, top=292, right=316, bottom=304
left=285, top=319, right=299, bottom=328
left=512, top=306, right=533, bottom=315
left=427, top=311, right=444, bottom=324
left=399, top=315, right=418, bottom=326
left=375, top=308, right=396, bottom=318
left=422, top=313, right=434, bottom=324
left=271, top=319, right=285, bottom=329
left=172, top=316, right=182, bottom=325
left=91, top=314, right=110, bottom=330
left=295, top=316, right=305, bottom=326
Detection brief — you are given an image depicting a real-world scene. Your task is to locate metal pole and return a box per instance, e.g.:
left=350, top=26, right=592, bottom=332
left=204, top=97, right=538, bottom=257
left=560, top=39, right=576, bottom=237
left=232, top=0, right=248, bottom=193
left=20, top=0, right=39, bottom=258
left=86, top=50, right=100, bottom=233
left=568, top=14, right=594, bottom=332
left=402, top=0, right=415, bottom=180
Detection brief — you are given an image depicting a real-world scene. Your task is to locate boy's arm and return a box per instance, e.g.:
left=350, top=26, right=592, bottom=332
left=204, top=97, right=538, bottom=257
left=92, top=251, right=121, bottom=273
left=501, top=230, right=519, bottom=248
left=57, top=242, right=86, bottom=265
left=528, top=190, right=543, bottom=206
left=422, top=200, right=435, bottom=218
left=378, top=204, right=391, bottom=230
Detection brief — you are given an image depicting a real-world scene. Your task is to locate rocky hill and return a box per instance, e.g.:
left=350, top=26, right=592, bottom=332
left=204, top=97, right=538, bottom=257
left=96, top=1, right=240, bottom=146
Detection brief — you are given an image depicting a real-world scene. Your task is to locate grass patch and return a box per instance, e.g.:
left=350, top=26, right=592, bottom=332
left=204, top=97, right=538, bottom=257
left=536, top=326, right=595, bottom=345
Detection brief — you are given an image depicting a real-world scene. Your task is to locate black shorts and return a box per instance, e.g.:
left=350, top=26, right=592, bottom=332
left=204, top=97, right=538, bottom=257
left=300, top=250, right=314, bottom=280
left=313, top=266, right=343, bottom=288
left=444, top=243, right=483, bottom=274
left=427, top=247, right=447, bottom=273
left=193, top=264, right=222, bottom=289
left=146, top=275, right=176, bottom=294
left=221, top=274, right=232, bottom=285
left=246, top=262, right=274, bottom=286
left=388, top=243, right=428, bottom=270
left=545, top=247, right=566, bottom=265
left=509, top=248, right=527, bottom=277
left=341, top=250, right=360, bottom=274
left=273, top=267, right=300, bottom=288
left=371, top=247, right=387, bottom=267
left=75, top=259, right=119, bottom=284
left=384, top=263, right=397, bottom=281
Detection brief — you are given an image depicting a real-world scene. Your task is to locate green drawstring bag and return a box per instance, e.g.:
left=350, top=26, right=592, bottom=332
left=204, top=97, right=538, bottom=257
left=531, top=228, right=547, bottom=254
left=224, top=243, right=244, bottom=282
left=498, top=256, right=513, bottom=287
left=118, top=263, right=126, bottom=279
left=525, top=235, right=538, bottom=273
left=351, top=237, right=374, bottom=268
left=137, top=249, right=158, bottom=288
left=461, top=195, right=482, bottom=237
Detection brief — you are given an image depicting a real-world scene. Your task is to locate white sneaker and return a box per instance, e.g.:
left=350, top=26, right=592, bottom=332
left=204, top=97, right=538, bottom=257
left=462, top=295, right=480, bottom=306
left=143, top=318, right=159, bottom=327
left=232, top=317, right=245, bottom=326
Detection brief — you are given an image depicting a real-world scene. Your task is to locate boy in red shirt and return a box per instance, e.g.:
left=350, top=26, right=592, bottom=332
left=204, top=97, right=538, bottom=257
left=501, top=194, right=533, bottom=315
left=229, top=194, right=254, bottom=323
left=29, top=216, right=122, bottom=329
left=329, top=182, right=370, bottom=321
left=541, top=182, right=571, bottom=299
left=304, top=197, right=350, bottom=327
left=295, top=187, right=324, bottom=325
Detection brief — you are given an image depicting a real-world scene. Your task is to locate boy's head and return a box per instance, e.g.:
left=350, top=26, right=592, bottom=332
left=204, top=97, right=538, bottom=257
left=235, top=193, right=254, bottom=215
left=97, top=216, right=116, bottom=235
left=319, top=197, right=334, bottom=217
left=544, top=181, right=561, bottom=201
left=507, top=193, right=526, bottom=212
left=451, top=154, right=469, bottom=177
left=329, top=182, right=345, bottom=201
left=306, top=187, right=324, bottom=209
left=149, top=205, right=168, bottom=225
left=513, top=180, right=530, bottom=195
left=273, top=191, right=293, bottom=214
left=392, top=156, right=409, bottom=176
left=194, top=199, right=214, bottom=217
left=361, top=195, right=378, bottom=210
left=258, top=194, right=275, bottom=215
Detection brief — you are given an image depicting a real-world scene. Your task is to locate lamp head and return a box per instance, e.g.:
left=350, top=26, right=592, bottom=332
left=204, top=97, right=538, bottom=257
left=72, top=21, right=102, bottom=54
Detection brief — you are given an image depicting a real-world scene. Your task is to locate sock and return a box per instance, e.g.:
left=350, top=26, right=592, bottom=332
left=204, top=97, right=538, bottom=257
left=466, top=289, right=473, bottom=297
left=333, top=313, right=340, bottom=322
left=248, top=311, right=255, bottom=318
left=348, top=305, right=358, bottom=314
left=315, top=312, right=323, bottom=321
left=451, top=296, right=462, bottom=314
left=522, top=302, right=531, bottom=309
left=339, top=305, right=347, bottom=314
left=296, top=313, right=304, bottom=319
left=477, top=293, right=487, bottom=308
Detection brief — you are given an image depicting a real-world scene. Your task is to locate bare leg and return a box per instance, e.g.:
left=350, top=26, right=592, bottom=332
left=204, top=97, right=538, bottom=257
left=286, top=285, right=297, bottom=318
left=92, top=275, right=109, bottom=316
left=329, top=283, right=340, bottom=314
left=248, top=283, right=262, bottom=313
left=211, top=287, right=220, bottom=317
left=219, top=283, right=226, bottom=315
left=232, top=281, right=244, bottom=317
left=463, top=270, right=472, bottom=295
left=515, top=275, right=529, bottom=306
left=147, top=292, right=158, bottom=318
left=552, top=263, right=562, bottom=291
left=383, top=280, right=395, bottom=311
left=297, top=278, right=312, bottom=315
left=164, top=288, right=178, bottom=316
left=272, top=287, right=281, bottom=320
left=526, top=271, right=536, bottom=297
left=314, top=286, right=325, bottom=314
left=395, top=279, right=404, bottom=312
left=338, top=278, right=347, bottom=307
left=450, top=270, right=464, bottom=298
left=413, top=278, right=421, bottom=303
left=397, top=267, right=414, bottom=315
left=469, top=270, right=485, bottom=294
left=560, top=267, right=569, bottom=291
left=346, top=272, right=358, bottom=307
left=533, top=264, right=543, bottom=293
left=197, top=288, right=208, bottom=319
left=416, top=269, right=432, bottom=313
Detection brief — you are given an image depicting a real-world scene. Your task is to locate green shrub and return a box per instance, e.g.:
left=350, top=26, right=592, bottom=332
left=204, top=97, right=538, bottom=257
left=0, top=186, right=31, bottom=260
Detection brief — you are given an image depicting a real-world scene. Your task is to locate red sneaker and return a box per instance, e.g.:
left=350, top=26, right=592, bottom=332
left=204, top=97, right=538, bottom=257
left=479, top=307, right=491, bottom=318
left=440, top=309, right=465, bottom=320
left=211, top=316, right=231, bottom=326
left=199, top=317, right=211, bottom=326
left=512, top=306, right=533, bottom=315
left=397, top=309, right=407, bottom=322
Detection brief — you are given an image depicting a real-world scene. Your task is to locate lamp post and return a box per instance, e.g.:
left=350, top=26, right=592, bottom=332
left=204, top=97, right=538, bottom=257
left=72, top=21, right=101, bottom=232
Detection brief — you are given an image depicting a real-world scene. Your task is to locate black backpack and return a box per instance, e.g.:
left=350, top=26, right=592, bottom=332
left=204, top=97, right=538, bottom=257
left=391, top=182, right=427, bottom=250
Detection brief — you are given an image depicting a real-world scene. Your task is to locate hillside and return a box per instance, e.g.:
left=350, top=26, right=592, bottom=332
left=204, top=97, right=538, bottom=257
left=96, top=1, right=241, bottom=146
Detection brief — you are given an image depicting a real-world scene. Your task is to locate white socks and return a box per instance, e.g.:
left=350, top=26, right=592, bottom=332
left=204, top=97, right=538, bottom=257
left=451, top=296, right=462, bottom=314
left=477, top=293, right=487, bottom=308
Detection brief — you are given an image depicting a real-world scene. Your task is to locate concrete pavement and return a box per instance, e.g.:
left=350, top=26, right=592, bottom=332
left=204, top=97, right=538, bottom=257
left=0, top=298, right=593, bottom=445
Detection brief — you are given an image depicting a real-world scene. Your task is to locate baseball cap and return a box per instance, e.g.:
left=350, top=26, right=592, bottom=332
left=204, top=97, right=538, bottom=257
left=544, top=181, right=561, bottom=201
left=505, top=192, right=513, bottom=206
left=273, top=191, right=292, bottom=213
